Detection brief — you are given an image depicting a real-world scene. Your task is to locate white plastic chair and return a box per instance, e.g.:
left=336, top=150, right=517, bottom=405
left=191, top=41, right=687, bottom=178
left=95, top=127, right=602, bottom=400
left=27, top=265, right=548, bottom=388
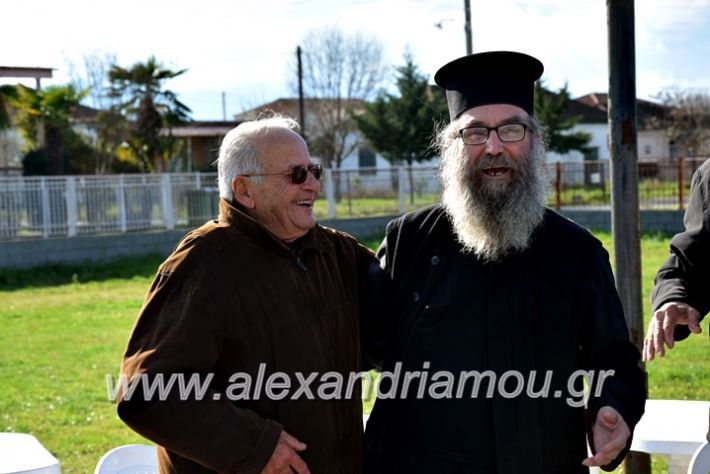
left=688, top=442, right=710, bottom=474
left=94, top=444, right=158, bottom=474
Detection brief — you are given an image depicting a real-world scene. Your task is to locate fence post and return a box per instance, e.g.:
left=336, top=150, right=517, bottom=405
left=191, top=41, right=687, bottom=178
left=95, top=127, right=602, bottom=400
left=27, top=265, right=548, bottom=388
left=66, top=177, right=78, bottom=237
left=325, top=169, right=336, bottom=218
left=118, top=175, right=127, bottom=232
left=678, top=157, right=685, bottom=211
left=40, top=177, right=50, bottom=238
left=555, top=161, right=562, bottom=209
left=161, top=173, right=175, bottom=230
left=346, top=170, right=353, bottom=216
left=398, top=166, right=406, bottom=214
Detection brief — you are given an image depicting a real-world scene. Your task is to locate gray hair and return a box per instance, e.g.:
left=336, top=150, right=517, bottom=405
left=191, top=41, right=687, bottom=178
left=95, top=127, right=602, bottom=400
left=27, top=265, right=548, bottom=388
left=217, top=115, right=301, bottom=201
left=435, top=114, right=549, bottom=262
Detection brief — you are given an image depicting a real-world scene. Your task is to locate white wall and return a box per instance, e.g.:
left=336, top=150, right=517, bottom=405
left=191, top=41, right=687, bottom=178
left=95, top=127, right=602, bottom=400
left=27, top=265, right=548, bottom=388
left=638, top=130, right=669, bottom=160
left=546, top=123, right=608, bottom=162
left=548, top=123, right=669, bottom=162
left=336, top=130, right=439, bottom=170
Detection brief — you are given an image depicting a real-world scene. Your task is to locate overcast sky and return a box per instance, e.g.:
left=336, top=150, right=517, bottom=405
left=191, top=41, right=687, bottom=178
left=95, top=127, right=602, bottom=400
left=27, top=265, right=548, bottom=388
left=2, top=0, right=709, bottom=120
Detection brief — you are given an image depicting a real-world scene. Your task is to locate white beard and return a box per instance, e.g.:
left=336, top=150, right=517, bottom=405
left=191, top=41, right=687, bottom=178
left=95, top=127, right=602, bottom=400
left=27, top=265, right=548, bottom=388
left=440, top=138, right=549, bottom=262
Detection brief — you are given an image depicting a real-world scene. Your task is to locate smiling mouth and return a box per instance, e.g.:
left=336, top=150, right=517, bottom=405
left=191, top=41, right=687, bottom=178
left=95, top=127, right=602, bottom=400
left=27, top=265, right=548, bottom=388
left=295, top=199, right=313, bottom=208
left=482, top=167, right=510, bottom=177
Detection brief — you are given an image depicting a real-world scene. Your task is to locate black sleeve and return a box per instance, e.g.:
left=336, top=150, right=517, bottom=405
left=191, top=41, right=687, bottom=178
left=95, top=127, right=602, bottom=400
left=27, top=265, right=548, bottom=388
left=651, top=164, right=710, bottom=340
left=581, top=241, right=646, bottom=471
left=360, top=237, right=393, bottom=371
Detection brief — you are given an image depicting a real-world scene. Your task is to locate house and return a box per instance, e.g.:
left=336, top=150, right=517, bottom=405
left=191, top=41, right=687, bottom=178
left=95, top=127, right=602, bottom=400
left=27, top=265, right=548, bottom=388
left=0, top=66, right=54, bottom=175
left=235, top=98, right=441, bottom=196
left=569, top=92, right=669, bottom=162
left=162, top=120, right=239, bottom=171
left=235, top=98, right=440, bottom=171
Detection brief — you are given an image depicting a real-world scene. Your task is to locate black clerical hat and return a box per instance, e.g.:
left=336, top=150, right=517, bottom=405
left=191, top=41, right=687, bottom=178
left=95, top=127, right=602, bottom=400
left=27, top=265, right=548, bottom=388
left=434, top=51, right=544, bottom=121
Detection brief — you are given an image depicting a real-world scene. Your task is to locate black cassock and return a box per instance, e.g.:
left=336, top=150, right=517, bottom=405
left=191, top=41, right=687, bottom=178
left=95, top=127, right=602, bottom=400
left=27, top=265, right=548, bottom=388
left=363, top=205, right=645, bottom=474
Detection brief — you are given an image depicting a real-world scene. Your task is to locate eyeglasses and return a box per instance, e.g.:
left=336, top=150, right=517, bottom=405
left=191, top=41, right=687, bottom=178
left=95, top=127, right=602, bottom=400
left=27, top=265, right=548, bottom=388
left=239, top=164, right=324, bottom=184
left=459, top=123, right=528, bottom=145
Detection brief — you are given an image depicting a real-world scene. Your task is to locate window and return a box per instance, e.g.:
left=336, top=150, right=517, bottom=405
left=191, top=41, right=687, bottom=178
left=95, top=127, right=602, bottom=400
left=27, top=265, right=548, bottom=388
left=358, top=147, right=376, bottom=176
left=583, top=147, right=599, bottom=161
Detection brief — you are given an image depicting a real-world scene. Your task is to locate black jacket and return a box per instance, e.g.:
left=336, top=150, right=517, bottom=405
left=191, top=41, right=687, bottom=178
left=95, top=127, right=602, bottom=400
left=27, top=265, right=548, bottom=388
left=364, top=205, right=645, bottom=474
left=651, top=158, right=710, bottom=339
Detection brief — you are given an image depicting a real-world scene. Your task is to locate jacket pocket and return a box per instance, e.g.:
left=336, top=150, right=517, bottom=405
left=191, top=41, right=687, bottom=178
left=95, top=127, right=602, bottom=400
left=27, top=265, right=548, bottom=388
left=412, top=303, right=449, bottom=332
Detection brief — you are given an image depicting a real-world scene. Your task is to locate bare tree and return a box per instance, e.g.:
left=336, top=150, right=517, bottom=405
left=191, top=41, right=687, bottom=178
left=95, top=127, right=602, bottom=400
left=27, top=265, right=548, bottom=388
left=67, top=49, right=118, bottom=110
left=66, top=50, right=129, bottom=173
left=292, top=27, right=387, bottom=172
left=650, top=88, right=710, bottom=157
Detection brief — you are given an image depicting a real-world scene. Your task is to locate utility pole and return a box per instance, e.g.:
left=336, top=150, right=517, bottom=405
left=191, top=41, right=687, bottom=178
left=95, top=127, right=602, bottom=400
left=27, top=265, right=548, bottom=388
left=464, top=0, right=473, bottom=55
left=297, top=46, right=307, bottom=143
left=607, top=1, right=650, bottom=473
left=221, top=92, right=227, bottom=121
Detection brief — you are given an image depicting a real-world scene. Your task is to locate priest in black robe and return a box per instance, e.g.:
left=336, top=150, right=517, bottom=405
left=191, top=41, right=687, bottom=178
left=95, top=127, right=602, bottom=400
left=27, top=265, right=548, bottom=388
left=363, top=51, right=646, bottom=474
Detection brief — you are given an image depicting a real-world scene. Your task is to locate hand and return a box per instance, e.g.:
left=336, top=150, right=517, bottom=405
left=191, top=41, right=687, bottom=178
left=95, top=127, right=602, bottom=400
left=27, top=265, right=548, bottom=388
left=643, top=301, right=702, bottom=361
left=260, top=430, right=310, bottom=474
left=582, top=406, right=630, bottom=468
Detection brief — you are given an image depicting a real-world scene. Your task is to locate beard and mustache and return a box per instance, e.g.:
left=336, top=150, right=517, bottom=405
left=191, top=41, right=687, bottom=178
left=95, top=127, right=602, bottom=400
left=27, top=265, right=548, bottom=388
left=440, top=132, right=549, bottom=262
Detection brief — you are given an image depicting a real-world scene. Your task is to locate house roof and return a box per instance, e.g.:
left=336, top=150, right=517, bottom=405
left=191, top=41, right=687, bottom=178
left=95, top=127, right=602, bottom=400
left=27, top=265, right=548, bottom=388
left=162, top=121, right=239, bottom=138
left=566, top=98, right=608, bottom=124
left=575, top=92, right=667, bottom=129
left=234, top=97, right=365, bottom=122
left=0, top=67, right=54, bottom=79
left=72, top=104, right=100, bottom=122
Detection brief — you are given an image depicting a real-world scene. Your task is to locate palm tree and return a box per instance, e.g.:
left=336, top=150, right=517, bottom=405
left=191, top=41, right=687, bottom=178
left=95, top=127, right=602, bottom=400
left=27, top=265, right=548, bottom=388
left=108, top=56, right=191, bottom=171
left=0, top=85, right=18, bottom=131
left=11, top=84, right=87, bottom=175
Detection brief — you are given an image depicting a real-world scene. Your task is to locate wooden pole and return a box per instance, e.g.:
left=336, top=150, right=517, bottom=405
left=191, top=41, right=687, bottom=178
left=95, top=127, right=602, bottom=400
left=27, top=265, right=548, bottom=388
left=297, top=46, right=307, bottom=144
left=607, top=1, right=650, bottom=472
left=464, top=0, right=472, bottom=55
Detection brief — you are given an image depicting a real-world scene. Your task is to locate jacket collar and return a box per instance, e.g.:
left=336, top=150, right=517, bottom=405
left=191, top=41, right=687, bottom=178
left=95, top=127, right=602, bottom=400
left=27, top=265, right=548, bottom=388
left=217, top=198, right=325, bottom=254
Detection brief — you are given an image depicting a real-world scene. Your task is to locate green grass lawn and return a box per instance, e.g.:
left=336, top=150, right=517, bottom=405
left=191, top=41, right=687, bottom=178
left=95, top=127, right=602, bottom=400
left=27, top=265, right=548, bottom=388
left=0, top=234, right=708, bottom=473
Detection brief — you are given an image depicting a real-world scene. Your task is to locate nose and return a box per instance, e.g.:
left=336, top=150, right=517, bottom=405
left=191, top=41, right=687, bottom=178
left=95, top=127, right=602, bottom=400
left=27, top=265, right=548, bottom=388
left=301, top=169, right=321, bottom=195
left=484, top=130, right=505, bottom=156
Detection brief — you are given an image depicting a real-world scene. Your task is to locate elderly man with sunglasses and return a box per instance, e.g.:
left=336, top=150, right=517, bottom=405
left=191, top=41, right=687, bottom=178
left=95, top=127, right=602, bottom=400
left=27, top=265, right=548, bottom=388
left=363, top=51, right=646, bottom=474
left=117, top=115, right=375, bottom=474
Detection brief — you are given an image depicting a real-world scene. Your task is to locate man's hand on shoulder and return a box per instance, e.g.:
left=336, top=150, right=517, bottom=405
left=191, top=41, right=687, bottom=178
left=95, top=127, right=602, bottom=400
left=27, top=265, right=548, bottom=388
left=643, top=301, right=702, bottom=361
left=260, top=430, right=310, bottom=474
left=582, top=406, right=630, bottom=469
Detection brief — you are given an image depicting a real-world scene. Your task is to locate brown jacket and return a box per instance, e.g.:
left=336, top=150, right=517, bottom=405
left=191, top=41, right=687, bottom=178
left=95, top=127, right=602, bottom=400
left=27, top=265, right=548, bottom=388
left=118, top=199, right=374, bottom=473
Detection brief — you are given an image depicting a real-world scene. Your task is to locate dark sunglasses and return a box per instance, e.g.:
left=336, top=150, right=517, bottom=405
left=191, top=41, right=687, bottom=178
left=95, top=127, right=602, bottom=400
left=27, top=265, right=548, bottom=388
left=240, top=164, right=324, bottom=184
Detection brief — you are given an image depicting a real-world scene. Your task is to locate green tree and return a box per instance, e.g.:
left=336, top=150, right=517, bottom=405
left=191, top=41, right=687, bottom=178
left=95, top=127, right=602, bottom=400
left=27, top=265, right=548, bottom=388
left=352, top=52, right=447, bottom=204
left=534, top=82, right=591, bottom=155
left=108, top=56, right=191, bottom=172
left=11, top=84, right=89, bottom=175
left=0, top=85, right=18, bottom=131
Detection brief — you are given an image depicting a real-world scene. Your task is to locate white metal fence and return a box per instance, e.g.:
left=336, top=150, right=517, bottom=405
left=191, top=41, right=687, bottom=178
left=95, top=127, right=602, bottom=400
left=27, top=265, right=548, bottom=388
left=2, top=159, right=707, bottom=241
left=0, top=173, right=220, bottom=240
left=0, top=167, right=441, bottom=241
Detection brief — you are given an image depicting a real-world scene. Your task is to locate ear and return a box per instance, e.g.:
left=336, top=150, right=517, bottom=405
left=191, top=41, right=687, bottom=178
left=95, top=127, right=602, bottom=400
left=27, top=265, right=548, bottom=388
left=231, top=176, right=255, bottom=209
